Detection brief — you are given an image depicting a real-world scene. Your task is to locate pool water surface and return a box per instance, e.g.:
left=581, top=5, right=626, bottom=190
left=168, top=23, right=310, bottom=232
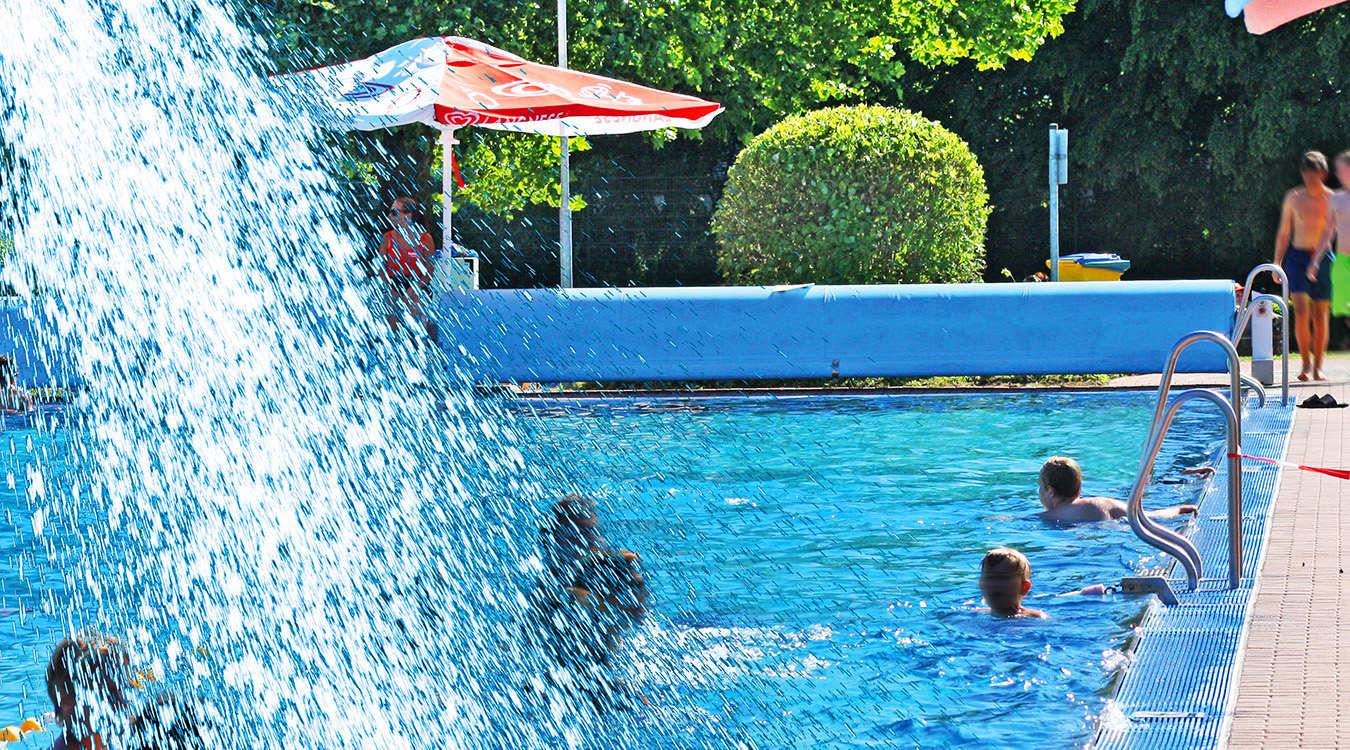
left=0, top=392, right=1226, bottom=750
left=515, top=392, right=1226, bottom=749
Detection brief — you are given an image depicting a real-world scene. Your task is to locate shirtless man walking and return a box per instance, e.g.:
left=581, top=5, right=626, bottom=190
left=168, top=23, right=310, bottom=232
left=1275, top=151, right=1338, bottom=381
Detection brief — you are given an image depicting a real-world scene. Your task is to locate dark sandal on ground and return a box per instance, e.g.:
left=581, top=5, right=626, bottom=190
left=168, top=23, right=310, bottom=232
left=1297, top=394, right=1349, bottom=408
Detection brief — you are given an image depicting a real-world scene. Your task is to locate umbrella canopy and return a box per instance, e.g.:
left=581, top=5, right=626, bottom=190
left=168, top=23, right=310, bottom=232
left=280, top=36, right=722, bottom=137
left=276, top=36, right=722, bottom=290
left=1226, top=0, right=1348, bottom=34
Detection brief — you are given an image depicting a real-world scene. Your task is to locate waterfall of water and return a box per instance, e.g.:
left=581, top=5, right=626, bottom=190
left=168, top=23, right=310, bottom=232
left=0, top=1, right=688, bottom=747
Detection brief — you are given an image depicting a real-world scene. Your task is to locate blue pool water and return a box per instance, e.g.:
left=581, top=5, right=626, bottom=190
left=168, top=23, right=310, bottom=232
left=511, top=391, right=1226, bottom=749
left=0, top=409, right=76, bottom=738
left=0, top=392, right=1226, bottom=749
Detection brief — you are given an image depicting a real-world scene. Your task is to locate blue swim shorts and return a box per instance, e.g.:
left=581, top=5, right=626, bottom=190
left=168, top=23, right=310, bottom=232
left=1283, top=247, right=1334, bottom=301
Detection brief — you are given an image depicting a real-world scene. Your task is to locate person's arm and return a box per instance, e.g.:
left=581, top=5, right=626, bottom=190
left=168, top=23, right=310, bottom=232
left=1309, top=201, right=1337, bottom=281
left=417, top=232, right=436, bottom=286
left=378, top=233, right=392, bottom=279
left=1146, top=504, right=1198, bottom=519
left=1275, top=192, right=1295, bottom=265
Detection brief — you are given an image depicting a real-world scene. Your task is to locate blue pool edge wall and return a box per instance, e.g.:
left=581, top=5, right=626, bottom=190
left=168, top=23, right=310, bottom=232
left=441, top=280, right=1237, bottom=383
left=0, top=301, right=80, bottom=389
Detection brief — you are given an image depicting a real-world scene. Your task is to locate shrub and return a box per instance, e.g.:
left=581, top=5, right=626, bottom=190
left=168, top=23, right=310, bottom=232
left=713, top=105, right=990, bottom=285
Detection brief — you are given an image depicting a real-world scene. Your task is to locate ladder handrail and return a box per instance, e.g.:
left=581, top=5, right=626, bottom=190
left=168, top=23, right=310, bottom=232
left=1129, top=331, right=1245, bottom=593
left=1147, top=331, right=1243, bottom=443
left=1238, top=263, right=1290, bottom=313
left=1235, top=264, right=1290, bottom=406
left=1239, top=374, right=1267, bottom=408
left=1126, top=388, right=1242, bottom=590
left=1233, top=292, right=1289, bottom=406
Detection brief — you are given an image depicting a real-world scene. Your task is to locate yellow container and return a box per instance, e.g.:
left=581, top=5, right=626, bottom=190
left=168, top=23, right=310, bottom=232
left=1047, top=259, right=1125, bottom=282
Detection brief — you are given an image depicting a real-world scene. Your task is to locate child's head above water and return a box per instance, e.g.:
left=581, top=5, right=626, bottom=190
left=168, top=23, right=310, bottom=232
left=979, top=547, right=1034, bottom=617
left=46, top=633, right=131, bottom=746
left=1038, top=456, right=1083, bottom=508
left=543, top=494, right=606, bottom=577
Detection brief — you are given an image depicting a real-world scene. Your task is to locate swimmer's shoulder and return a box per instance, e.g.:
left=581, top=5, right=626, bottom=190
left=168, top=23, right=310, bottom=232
left=1084, top=495, right=1128, bottom=520
left=1019, top=606, right=1050, bottom=619
left=1040, top=498, right=1120, bottom=524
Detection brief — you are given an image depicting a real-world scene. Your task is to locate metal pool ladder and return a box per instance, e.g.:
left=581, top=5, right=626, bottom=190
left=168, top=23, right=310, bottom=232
left=1234, top=263, right=1290, bottom=406
left=1122, top=331, right=1254, bottom=601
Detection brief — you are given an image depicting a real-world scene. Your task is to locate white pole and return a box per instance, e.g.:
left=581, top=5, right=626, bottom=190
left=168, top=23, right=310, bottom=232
left=1049, top=124, right=1060, bottom=282
left=440, top=127, right=458, bottom=248
left=441, top=127, right=456, bottom=249
left=438, top=126, right=474, bottom=291
left=558, top=0, right=573, bottom=289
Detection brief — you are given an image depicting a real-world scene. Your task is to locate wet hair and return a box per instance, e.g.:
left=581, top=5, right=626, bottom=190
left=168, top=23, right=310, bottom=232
left=541, top=494, right=606, bottom=581
left=0, top=356, right=12, bottom=388
left=982, top=547, right=1032, bottom=580
left=1301, top=151, right=1329, bottom=174
left=126, top=693, right=215, bottom=750
left=1039, top=456, right=1083, bottom=500
left=46, top=633, right=129, bottom=709
left=551, top=494, right=598, bottom=532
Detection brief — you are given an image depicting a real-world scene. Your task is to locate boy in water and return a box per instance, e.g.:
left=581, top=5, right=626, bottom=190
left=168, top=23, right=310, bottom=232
left=46, top=634, right=131, bottom=750
left=541, top=494, right=607, bottom=581
left=1037, top=456, right=1198, bottom=524
left=978, top=547, right=1048, bottom=619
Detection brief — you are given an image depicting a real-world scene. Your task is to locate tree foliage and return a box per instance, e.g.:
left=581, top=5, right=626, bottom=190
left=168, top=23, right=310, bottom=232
left=256, top=0, right=1074, bottom=222
left=713, top=106, right=988, bottom=285
left=894, top=0, right=1350, bottom=281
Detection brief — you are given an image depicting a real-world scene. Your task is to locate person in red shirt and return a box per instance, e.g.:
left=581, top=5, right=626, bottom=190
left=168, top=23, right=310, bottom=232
left=380, top=198, right=439, bottom=344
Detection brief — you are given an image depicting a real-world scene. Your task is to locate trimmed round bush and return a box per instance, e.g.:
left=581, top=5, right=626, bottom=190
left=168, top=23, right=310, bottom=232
left=713, top=105, right=989, bottom=285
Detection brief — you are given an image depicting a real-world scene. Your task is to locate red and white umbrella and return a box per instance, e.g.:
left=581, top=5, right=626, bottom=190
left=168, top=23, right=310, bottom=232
left=1226, top=0, right=1348, bottom=34
left=276, top=36, right=722, bottom=287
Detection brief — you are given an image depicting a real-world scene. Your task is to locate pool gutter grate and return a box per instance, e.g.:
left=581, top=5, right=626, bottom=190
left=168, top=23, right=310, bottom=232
left=1090, top=402, right=1294, bottom=750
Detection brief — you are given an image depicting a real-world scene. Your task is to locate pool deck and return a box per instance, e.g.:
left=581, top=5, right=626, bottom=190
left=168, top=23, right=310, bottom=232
left=1115, top=357, right=1350, bottom=748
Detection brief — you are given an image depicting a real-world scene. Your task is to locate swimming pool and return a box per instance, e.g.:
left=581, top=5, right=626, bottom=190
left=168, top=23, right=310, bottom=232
left=509, top=391, right=1230, bottom=749
left=0, top=408, right=76, bottom=737
left=0, top=392, right=1230, bottom=749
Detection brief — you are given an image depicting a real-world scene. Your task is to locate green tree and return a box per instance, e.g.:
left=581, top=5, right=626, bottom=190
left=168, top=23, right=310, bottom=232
left=713, top=106, right=988, bottom=285
left=894, top=0, right=1350, bottom=281
left=257, top=0, right=1075, bottom=216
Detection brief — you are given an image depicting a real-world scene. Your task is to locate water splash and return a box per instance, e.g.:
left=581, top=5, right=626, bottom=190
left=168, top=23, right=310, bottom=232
left=0, top=1, right=651, bottom=747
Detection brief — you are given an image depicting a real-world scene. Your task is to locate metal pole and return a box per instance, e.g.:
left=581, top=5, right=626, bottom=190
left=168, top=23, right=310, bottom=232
left=1049, top=124, right=1060, bottom=281
left=440, top=127, right=457, bottom=254
left=558, top=0, right=573, bottom=289
left=1228, top=424, right=1243, bottom=588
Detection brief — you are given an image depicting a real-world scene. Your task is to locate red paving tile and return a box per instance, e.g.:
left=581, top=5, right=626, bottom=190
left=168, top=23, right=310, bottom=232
left=1225, top=359, right=1350, bottom=749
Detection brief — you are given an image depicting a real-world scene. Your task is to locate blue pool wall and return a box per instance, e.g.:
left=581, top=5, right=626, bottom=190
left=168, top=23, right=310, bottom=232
left=0, top=302, right=78, bottom=389
left=440, top=281, right=1236, bottom=383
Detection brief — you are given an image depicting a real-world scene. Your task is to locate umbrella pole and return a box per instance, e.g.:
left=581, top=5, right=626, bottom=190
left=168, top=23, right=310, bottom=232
left=558, top=0, right=573, bottom=289
left=439, top=127, right=472, bottom=289
left=560, top=138, right=572, bottom=289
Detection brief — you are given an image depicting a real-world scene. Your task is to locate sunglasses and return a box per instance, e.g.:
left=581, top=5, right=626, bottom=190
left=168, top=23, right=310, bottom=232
left=387, top=207, right=413, bottom=216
